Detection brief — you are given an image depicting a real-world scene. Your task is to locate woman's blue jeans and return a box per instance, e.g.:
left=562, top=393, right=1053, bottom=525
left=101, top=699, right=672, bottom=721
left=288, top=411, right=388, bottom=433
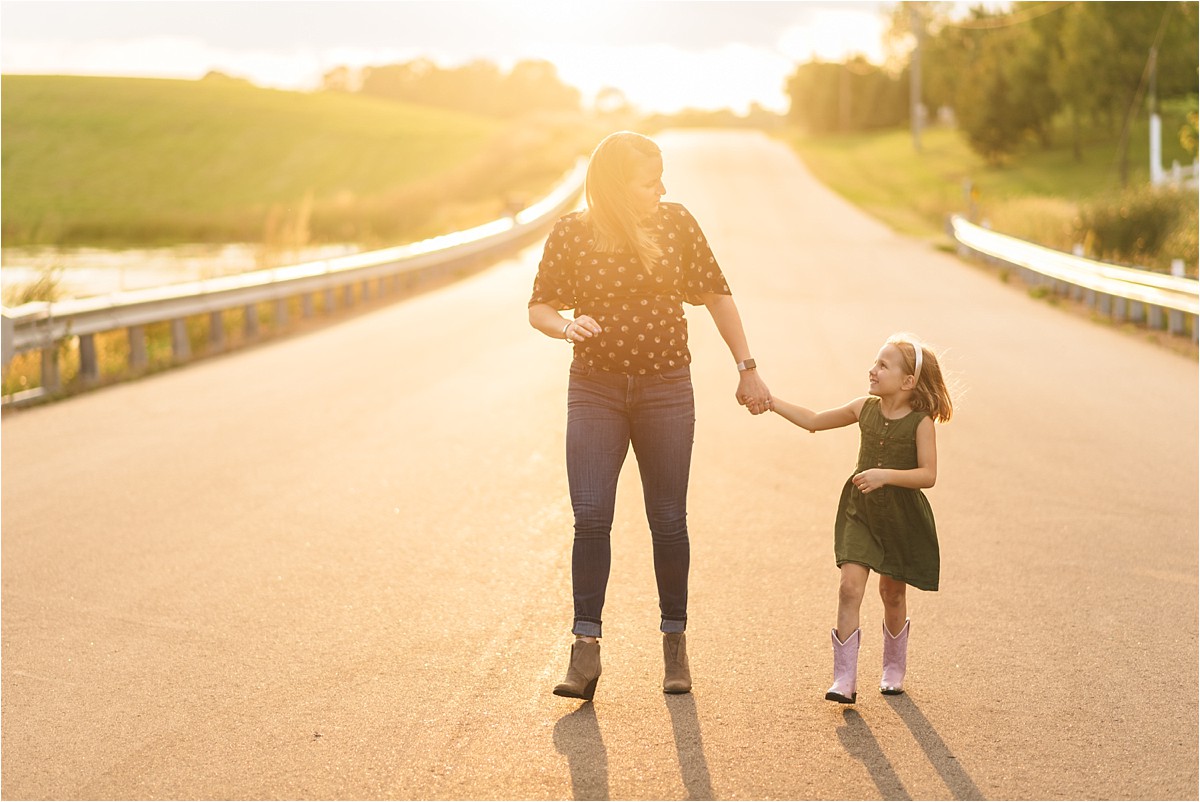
left=565, top=359, right=696, bottom=638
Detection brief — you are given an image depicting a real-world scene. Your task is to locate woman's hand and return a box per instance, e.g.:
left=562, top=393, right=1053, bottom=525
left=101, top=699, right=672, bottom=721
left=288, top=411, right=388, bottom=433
left=564, top=315, right=602, bottom=342
left=736, top=370, right=772, bottom=415
left=852, top=469, right=889, bottom=494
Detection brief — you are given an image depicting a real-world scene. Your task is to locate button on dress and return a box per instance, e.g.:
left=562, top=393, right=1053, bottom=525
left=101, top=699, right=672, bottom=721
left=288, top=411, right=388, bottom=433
left=834, top=396, right=941, bottom=591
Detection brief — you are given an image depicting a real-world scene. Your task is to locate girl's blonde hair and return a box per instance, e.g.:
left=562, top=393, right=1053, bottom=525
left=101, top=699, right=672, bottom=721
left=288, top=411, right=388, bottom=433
left=888, top=334, right=953, bottom=423
left=581, top=131, right=663, bottom=274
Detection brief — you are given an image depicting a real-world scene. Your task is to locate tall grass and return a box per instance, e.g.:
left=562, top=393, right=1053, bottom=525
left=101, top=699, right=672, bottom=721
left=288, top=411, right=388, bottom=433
left=786, top=102, right=1197, bottom=274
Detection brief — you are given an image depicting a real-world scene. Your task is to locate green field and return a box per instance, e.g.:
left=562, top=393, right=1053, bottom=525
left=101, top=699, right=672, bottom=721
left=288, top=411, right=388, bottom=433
left=785, top=104, right=1198, bottom=273
left=1, top=75, right=598, bottom=247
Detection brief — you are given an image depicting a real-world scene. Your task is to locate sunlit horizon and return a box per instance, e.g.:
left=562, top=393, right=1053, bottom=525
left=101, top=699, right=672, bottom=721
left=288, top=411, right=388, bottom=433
left=0, top=1, right=897, bottom=114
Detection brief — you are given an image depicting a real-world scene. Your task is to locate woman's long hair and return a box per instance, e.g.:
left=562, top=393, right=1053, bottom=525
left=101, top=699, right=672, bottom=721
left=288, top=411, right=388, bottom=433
left=581, top=131, right=663, bottom=273
left=888, top=334, right=954, bottom=423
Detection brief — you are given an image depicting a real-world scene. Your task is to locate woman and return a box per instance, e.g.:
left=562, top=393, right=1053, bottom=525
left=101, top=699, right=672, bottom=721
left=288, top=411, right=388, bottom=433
left=528, top=131, right=770, bottom=700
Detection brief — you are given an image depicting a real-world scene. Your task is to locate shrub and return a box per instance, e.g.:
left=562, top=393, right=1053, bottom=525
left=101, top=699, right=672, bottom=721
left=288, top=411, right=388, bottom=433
left=1077, top=185, right=1197, bottom=271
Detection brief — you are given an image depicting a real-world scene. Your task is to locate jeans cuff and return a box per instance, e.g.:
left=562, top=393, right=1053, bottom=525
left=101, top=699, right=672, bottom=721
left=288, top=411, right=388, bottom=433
left=573, top=619, right=602, bottom=638
left=660, top=618, right=686, bottom=634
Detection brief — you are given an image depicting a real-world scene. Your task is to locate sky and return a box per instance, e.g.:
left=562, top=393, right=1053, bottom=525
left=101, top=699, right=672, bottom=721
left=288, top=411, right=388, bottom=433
left=0, top=0, right=902, bottom=114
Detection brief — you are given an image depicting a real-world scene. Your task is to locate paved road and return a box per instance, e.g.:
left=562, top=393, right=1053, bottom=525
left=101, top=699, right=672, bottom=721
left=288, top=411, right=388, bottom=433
left=3, top=130, right=1197, bottom=800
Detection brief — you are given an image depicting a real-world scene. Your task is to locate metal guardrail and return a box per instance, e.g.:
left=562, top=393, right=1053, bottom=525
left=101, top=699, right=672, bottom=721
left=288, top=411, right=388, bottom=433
left=949, top=214, right=1199, bottom=340
left=1, top=158, right=587, bottom=405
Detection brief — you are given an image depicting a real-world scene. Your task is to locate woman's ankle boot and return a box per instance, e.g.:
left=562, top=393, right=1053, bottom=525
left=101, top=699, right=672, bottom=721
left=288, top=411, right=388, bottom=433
left=825, top=628, right=860, bottom=703
left=663, top=632, right=692, bottom=694
left=880, top=619, right=910, bottom=695
left=553, top=639, right=601, bottom=700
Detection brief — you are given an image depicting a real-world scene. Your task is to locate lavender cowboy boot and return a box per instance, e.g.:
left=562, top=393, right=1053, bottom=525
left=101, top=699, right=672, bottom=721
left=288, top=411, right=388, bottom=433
left=825, top=628, right=860, bottom=704
left=880, top=619, right=910, bottom=695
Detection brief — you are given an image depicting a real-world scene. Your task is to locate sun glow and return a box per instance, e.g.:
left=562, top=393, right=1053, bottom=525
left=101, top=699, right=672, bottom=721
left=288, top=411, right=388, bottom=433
left=0, top=1, right=896, bottom=115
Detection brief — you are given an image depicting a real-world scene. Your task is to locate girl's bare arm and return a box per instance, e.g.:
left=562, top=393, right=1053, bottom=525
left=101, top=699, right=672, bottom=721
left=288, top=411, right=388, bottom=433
left=771, top=396, right=865, bottom=433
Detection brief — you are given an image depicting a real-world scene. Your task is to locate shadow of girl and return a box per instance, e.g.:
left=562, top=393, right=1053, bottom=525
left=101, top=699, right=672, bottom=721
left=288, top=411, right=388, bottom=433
left=836, top=708, right=913, bottom=800
left=885, top=694, right=984, bottom=800
left=553, top=703, right=610, bottom=801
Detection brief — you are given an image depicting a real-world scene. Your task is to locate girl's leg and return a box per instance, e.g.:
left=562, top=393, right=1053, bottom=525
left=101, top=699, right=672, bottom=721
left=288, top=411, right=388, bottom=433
left=836, top=563, right=870, bottom=641
left=827, top=563, right=869, bottom=704
left=878, top=575, right=908, bottom=637
left=878, top=575, right=911, bottom=695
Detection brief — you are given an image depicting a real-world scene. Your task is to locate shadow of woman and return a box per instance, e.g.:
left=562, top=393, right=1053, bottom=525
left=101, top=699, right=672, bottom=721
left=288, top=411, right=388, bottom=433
left=885, top=695, right=985, bottom=800
left=665, top=694, right=715, bottom=800
left=553, top=702, right=610, bottom=801
left=836, top=708, right=912, bottom=801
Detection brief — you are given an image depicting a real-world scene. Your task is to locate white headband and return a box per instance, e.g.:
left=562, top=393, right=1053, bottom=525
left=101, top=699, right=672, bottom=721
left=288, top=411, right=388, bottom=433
left=910, top=342, right=923, bottom=384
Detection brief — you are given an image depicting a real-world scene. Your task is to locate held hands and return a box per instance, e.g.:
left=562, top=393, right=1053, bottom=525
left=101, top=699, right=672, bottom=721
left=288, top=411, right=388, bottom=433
left=852, top=469, right=888, bottom=495
left=736, top=370, right=772, bottom=415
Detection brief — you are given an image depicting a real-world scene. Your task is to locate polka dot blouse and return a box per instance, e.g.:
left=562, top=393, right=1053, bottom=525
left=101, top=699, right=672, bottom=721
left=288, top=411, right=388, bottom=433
left=528, top=202, right=731, bottom=375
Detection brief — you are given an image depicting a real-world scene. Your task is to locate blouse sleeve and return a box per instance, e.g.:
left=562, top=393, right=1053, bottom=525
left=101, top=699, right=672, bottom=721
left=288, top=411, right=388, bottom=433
left=528, top=215, right=579, bottom=310
left=676, top=205, right=731, bottom=305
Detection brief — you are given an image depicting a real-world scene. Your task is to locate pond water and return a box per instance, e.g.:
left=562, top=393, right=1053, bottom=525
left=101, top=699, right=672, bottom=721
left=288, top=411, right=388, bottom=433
left=1, top=242, right=361, bottom=303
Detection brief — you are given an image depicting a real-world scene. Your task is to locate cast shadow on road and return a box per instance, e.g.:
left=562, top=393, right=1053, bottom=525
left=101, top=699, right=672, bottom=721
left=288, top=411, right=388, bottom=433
left=836, top=708, right=913, bottom=801
left=885, top=694, right=985, bottom=801
left=553, top=702, right=610, bottom=801
left=665, top=693, right=715, bottom=800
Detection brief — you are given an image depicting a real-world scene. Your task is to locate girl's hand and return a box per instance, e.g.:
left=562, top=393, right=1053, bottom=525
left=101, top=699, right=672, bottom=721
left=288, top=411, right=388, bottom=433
left=852, top=469, right=889, bottom=494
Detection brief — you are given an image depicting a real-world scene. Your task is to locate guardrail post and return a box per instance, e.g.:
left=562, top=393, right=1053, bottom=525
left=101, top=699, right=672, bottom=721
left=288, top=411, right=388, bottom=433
left=78, top=334, right=99, bottom=383
left=1172, top=259, right=1186, bottom=278
left=244, top=304, right=259, bottom=338
left=343, top=284, right=355, bottom=308
left=1169, top=309, right=1185, bottom=336
left=209, top=312, right=225, bottom=350
left=41, top=346, right=60, bottom=392
left=1071, top=246, right=1085, bottom=300
left=302, top=294, right=315, bottom=318
left=274, top=298, right=288, bottom=329
left=1114, top=296, right=1127, bottom=322
left=2, top=313, right=14, bottom=370
left=129, top=325, right=148, bottom=370
left=1149, top=305, right=1165, bottom=330
left=361, top=280, right=372, bottom=302
left=171, top=319, right=191, bottom=360
left=324, top=288, right=336, bottom=314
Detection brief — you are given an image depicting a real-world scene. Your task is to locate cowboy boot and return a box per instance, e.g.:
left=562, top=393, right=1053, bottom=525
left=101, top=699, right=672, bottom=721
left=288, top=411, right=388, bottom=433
left=825, top=628, right=860, bottom=704
left=553, top=639, right=602, bottom=700
left=880, top=619, right=910, bottom=695
left=663, top=632, right=692, bottom=694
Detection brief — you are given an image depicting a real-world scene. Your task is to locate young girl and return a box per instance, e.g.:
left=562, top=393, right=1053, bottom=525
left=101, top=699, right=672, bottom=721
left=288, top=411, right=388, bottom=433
left=769, top=334, right=953, bottom=703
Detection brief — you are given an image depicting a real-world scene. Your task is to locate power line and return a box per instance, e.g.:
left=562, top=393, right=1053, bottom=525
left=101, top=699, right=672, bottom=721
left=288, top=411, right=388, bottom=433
left=936, top=1, right=1072, bottom=31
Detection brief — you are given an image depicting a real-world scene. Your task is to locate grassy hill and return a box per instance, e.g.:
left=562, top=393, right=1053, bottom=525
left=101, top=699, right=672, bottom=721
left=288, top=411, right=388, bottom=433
left=1, top=75, right=595, bottom=247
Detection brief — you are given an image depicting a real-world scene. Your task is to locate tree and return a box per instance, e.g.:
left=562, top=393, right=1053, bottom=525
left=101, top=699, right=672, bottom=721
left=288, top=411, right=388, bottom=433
left=785, top=59, right=908, bottom=134
left=357, top=58, right=579, bottom=118
left=1053, top=2, right=1199, bottom=175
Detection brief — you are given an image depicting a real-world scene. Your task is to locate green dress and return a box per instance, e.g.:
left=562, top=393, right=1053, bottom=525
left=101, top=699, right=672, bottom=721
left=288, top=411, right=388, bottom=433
left=834, top=396, right=940, bottom=591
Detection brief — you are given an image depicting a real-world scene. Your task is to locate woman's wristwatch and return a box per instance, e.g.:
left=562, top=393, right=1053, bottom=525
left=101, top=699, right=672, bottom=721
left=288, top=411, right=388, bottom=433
left=736, top=358, right=756, bottom=372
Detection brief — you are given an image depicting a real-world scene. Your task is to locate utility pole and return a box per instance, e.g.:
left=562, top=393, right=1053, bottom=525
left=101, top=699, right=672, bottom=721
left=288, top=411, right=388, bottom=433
left=1149, top=44, right=1163, bottom=185
left=909, top=4, right=923, bottom=153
